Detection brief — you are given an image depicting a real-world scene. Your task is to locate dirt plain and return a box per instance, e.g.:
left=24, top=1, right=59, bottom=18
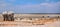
left=0, top=14, right=60, bottom=27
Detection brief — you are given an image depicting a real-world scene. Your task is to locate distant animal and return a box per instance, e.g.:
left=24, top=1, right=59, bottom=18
left=2, top=11, right=14, bottom=21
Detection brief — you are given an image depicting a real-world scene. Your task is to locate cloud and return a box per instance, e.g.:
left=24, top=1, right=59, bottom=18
left=45, top=0, right=50, bottom=2
left=13, top=2, right=60, bottom=13
left=8, top=0, right=16, bottom=2
left=0, top=0, right=14, bottom=13
left=15, top=2, right=60, bottom=9
left=0, top=0, right=13, bottom=8
left=0, top=0, right=60, bottom=13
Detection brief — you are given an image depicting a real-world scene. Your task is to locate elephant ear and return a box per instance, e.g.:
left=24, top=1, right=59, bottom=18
left=8, top=11, right=14, bottom=14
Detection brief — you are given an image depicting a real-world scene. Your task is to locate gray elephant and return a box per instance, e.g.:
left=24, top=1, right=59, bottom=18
left=2, top=11, right=14, bottom=21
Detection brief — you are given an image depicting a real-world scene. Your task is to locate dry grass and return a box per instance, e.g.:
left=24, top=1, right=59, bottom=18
left=0, top=18, right=60, bottom=26
left=32, top=18, right=60, bottom=25
left=0, top=14, right=60, bottom=25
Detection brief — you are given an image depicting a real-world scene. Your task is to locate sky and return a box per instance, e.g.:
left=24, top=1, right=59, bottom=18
left=0, top=0, right=60, bottom=13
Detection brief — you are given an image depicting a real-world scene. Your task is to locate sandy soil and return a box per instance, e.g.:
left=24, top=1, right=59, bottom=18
left=0, top=21, right=60, bottom=27
left=0, top=14, right=60, bottom=27
left=0, top=18, right=60, bottom=27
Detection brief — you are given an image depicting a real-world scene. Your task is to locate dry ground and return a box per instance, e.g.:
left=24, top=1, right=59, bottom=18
left=0, top=18, right=60, bottom=25
left=0, top=14, right=60, bottom=27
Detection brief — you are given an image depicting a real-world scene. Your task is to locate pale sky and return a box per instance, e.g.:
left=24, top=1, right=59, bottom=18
left=0, top=0, right=60, bottom=13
